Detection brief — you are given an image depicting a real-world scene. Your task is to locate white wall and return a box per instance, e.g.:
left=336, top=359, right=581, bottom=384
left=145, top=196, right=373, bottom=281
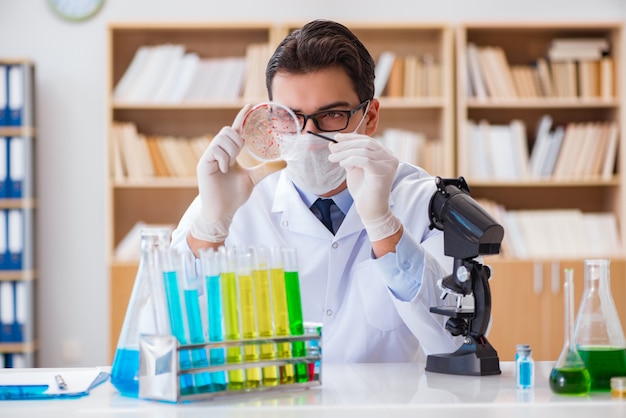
left=0, top=0, right=624, bottom=367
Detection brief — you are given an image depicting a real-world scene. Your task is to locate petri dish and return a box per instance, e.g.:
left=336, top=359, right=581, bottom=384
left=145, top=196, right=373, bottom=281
left=241, top=102, right=300, bottom=161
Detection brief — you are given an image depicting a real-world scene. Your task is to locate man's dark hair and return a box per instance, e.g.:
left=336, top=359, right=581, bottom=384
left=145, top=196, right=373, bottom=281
left=266, top=20, right=375, bottom=103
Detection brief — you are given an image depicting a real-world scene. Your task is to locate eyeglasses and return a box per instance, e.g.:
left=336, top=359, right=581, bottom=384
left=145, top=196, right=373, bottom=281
left=294, top=100, right=370, bottom=133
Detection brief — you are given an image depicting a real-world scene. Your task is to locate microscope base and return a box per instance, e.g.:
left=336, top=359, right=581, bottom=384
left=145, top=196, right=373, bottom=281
left=425, top=338, right=501, bottom=376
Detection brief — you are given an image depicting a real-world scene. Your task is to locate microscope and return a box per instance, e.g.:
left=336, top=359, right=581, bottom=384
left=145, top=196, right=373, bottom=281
left=426, top=176, right=505, bottom=376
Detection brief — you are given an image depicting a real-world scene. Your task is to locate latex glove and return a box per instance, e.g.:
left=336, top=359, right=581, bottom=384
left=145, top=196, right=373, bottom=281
left=190, top=105, right=286, bottom=243
left=328, top=133, right=401, bottom=241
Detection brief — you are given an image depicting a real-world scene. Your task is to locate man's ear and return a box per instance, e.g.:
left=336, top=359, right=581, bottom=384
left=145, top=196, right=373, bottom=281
left=364, top=98, right=380, bottom=136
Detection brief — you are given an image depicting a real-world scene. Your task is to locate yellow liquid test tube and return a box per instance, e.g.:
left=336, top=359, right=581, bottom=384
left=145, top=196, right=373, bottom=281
left=237, top=249, right=262, bottom=389
left=219, top=247, right=245, bottom=390
left=269, top=246, right=294, bottom=384
left=250, top=246, right=279, bottom=387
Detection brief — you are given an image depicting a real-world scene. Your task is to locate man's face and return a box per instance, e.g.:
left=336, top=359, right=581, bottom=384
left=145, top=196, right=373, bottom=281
left=270, top=66, right=377, bottom=136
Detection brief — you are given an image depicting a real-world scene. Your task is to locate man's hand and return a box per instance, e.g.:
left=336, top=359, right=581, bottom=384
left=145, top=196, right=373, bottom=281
left=190, top=105, right=286, bottom=244
left=329, top=134, right=401, bottom=242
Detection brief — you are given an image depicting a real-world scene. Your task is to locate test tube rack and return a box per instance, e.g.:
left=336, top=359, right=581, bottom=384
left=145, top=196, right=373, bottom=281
left=138, top=331, right=322, bottom=403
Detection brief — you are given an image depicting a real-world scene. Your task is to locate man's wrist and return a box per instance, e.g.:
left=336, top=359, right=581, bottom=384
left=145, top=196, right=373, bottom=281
left=189, top=215, right=232, bottom=243
left=363, top=209, right=401, bottom=242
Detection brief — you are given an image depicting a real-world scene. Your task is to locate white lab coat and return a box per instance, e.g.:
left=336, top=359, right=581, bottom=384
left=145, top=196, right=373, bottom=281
left=171, top=162, right=463, bottom=363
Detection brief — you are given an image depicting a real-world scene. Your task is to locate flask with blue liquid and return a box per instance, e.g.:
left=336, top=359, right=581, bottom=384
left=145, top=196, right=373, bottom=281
left=110, top=227, right=172, bottom=397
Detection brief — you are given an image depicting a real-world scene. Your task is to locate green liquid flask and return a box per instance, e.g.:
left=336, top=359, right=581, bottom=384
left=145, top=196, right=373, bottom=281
left=219, top=246, right=245, bottom=390
left=250, top=246, right=279, bottom=387
left=269, top=246, right=294, bottom=384
left=573, top=259, right=626, bottom=391
left=110, top=227, right=171, bottom=398
left=282, top=248, right=309, bottom=383
left=549, top=269, right=590, bottom=396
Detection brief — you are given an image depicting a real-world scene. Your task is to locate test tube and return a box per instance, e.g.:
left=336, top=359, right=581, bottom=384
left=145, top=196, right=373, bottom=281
left=159, top=248, right=194, bottom=395
left=198, top=248, right=227, bottom=391
left=250, top=245, right=279, bottom=387
left=219, top=246, right=245, bottom=390
left=237, top=249, right=262, bottom=388
left=269, top=246, right=294, bottom=384
left=179, top=251, right=212, bottom=393
left=282, top=247, right=308, bottom=383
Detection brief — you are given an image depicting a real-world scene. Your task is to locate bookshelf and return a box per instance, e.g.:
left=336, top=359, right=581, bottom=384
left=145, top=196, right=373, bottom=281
left=455, top=22, right=626, bottom=360
left=106, top=22, right=455, bottom=359
left=0, top=59, right=37, bottom=368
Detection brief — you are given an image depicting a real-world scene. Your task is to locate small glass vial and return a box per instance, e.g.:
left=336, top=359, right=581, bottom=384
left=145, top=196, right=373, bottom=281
left=516, top=344, right=535, bottom=389
left=611, top=377, right=626, bottom=399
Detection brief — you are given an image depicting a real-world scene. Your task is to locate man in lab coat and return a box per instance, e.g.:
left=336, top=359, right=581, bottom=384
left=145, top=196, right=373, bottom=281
left=171, top=19, right=462, bottom=363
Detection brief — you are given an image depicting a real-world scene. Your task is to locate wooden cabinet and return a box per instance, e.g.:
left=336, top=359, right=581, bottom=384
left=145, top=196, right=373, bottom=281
left=455, top=22, right=626, bottom=361
left=488, top=259, right=626, bottom=361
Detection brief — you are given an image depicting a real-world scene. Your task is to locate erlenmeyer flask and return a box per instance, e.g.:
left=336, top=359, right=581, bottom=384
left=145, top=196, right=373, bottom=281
left=549, top=269, right=590, bottom=395
left=573, top=259, right=626, bottom=391
left=110, top=227, right=171, bottom=397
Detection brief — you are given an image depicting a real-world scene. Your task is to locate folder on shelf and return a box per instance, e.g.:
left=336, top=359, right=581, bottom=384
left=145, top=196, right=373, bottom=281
left=0, top=65, right=7, bottom=126
left=7, top=210, right=23, bottom=270
left=0, top=281, right=14, bottom=342
left=0, top=367, right=109, bottom=400
left=0, top=210, right=6, bottom=270
left=8, top=136, right=26, bottom=198
left=0, top=137, right=7, bottom=198
left=7, top=65, right=24, bottom=127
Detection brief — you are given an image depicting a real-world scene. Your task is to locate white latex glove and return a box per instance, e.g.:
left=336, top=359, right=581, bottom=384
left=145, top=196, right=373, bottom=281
left=328, top=133, right=401, bottom=241
left=190, top=105, right=286, bottom=243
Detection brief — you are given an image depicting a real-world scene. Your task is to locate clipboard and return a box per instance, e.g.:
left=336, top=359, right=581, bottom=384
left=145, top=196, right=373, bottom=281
left=0, top=367, right=109, bottom=400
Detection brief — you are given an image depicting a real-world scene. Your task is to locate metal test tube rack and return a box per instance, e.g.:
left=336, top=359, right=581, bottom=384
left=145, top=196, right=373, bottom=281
left=138, top=331, right=322, bottom=403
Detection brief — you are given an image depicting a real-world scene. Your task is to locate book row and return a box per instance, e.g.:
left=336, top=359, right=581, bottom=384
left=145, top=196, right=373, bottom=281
left=478, top=200, right=622, bottom=260
left=466, top=38, right=615, bottom=100
left=374, top=51, right=442, bottom=98
left=113, top=43, right=270, bottom=104
left=0, top=136, right=33, bottom=199
left=0, top=208, right=33, bottom=271
left=0, top=63, right=34, bottom=127
left=376, top=128, right=444, bottom=175
left=462, top=117, right=618, bottom=181
left=0, top=280, right=33, bottom=344
left=110, top=122, right=211, bottom=180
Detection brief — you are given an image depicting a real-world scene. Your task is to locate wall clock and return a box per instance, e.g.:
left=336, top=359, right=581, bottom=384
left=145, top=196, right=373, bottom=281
left=48, top=0, right=105, bottom=22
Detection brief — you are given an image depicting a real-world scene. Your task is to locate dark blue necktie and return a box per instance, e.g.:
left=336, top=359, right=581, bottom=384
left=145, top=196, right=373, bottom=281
left=313, top=198, right=336, bottom=234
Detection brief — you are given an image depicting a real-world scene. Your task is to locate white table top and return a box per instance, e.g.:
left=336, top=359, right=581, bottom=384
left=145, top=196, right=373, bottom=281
left=1, top=362, right=624, bottom=418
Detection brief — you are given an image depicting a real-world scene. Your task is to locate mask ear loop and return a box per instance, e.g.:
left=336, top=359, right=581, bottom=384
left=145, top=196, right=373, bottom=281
left=352, top=100, right=371, bottom=133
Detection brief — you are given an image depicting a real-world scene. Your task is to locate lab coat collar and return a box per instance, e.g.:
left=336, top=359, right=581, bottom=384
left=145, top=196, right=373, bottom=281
left=271, top=172, right=395, bottom=239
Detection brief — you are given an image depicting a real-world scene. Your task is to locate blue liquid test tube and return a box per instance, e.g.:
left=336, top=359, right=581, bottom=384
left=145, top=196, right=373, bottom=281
left=198, top=248, right=227, bottom=391
left=159, top=248, right=195, bottom=395
left=219, top=246, right=245, bottom=390
left=179, top=251, right=213, bottom=393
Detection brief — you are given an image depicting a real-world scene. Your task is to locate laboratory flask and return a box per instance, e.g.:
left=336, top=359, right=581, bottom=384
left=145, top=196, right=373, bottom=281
left=110, top=227, right=172, bottom=397
left=549, top=269, right=590, bottom=395
left=573, top=259, right=626, bottom=391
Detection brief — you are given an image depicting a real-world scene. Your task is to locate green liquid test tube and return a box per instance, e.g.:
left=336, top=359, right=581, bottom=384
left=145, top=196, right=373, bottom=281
left=269, top=246, right=294, bottom=384
left=282, top=248, right=309, bottom=383
left=219, top=247, right=245, bottom=390
left=237, top=250, right=262, bottom=389
left=250, top=246, right=279, bottom=387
